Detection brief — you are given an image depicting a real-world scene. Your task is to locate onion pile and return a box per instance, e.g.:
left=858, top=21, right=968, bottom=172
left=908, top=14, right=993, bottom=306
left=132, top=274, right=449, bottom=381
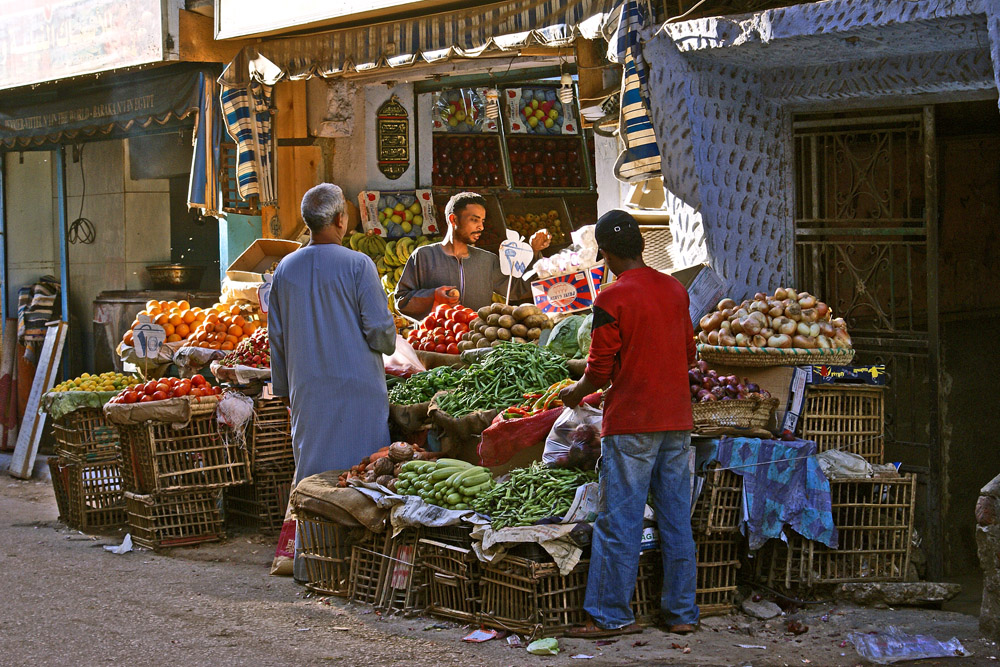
left=689, top=360, right=771, bottom=403
left=697, top=288, right=852, bottom=350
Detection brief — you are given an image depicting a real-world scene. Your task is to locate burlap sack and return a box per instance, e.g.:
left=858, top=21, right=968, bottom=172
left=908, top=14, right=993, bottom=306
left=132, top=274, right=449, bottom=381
left=103, top=396, right=192, bottom=425
left=389, top=401, right=431, bottom=433
left=427, top=391, right=499, bottom=456
left=290, top=472, right=387, bottom=532
left=414, top=350, right=464, bottom=370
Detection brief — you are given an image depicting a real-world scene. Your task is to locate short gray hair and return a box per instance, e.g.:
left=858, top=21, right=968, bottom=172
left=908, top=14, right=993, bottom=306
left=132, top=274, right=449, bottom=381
left=301, top=183, right=346, bottom=231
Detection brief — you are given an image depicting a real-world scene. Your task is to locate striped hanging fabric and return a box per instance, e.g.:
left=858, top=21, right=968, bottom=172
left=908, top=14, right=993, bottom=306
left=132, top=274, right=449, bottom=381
left=610, top=0, right=661, bottom=183
left=220, top=80, right=276, bottom=206
left=187, top=72, right=224, bottom=217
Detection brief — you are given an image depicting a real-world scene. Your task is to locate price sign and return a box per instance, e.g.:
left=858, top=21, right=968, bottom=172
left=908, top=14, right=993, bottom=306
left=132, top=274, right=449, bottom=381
left=258, top=274, right=273, bottom=314
left=133, top=315, right=166, bottom=360
left=499, top=230, right=533, bottom=278
left=261, top=382, right=274, bottom=400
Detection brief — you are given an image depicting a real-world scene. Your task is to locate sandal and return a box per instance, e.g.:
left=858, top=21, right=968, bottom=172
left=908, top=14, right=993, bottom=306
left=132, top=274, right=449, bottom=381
left=565, top=620, right=643, bottom=639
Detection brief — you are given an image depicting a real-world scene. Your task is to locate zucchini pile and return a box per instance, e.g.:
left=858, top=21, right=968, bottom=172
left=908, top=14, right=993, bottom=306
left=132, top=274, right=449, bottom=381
left=394, top=458, right=494, bottom=510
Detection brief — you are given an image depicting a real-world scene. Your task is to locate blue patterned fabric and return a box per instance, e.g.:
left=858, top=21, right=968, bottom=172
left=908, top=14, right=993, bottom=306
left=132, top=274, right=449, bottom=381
left=220, top=80, right=275, bottom=205
left=715, top=437, right=837, bottom=550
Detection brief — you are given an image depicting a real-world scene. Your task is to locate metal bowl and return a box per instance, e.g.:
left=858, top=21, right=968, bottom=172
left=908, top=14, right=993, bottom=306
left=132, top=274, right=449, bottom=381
left=145, top=264, right=206, bottom=289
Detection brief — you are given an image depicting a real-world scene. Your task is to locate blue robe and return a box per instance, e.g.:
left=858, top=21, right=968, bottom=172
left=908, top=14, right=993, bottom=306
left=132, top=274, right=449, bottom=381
left=268, top=243, right=396, bottom=483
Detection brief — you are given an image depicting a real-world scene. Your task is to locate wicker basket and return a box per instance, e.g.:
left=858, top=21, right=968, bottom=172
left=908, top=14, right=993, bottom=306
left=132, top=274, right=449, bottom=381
left=479, top=551, right=660, bottom=638
left=48, top=456, right=127, bottom=531
left=118, top=411, right=250, bottom=494
left=692, top=465, right=743, bottom=536
left=800, top=385, right=885, bottom=463
left=697, top=344, right=855, bottom=367
left=379, top=529, right=426, bottom=614
left=695, top=533, right=741, bottom=616
left=49, top=456, right=72, bottom=525
left=51, top=407, right=120, bottom=463
left=756, top=475, right=915, bottom=590
left=298, top=513, right=374, bottom=597
left=639, top=224, right=674, bottom=273
left=691, top=396, right=778, bottom=431
left=250, top=397, right=294, bottom=473
left=419, top=525, right=481, bottom=623
left=125, top=489, right=224, bottom=550
left=349, top=532, right=392, bottom=605
left=225, top=468, right=294, bottom=534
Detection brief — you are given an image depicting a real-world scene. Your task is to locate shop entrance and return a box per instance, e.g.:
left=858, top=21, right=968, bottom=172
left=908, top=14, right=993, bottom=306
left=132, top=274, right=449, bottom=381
left=791, top=100, right=1000, bottom=578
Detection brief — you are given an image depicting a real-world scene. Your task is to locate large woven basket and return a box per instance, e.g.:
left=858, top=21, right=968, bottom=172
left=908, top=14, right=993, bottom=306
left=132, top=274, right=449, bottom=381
left=691, top=396, right=778, bottom=430
left=697, top=344, right=855, bottom=367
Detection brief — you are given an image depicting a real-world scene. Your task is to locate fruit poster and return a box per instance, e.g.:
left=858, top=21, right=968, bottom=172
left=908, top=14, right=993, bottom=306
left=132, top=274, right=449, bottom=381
left=431, top=88, right=498, bottom=133
left=359, top=190, right=438, bottom=239
left=506, top=87, right=578, bottom=135
left=530, top=265, right=604, bottom=315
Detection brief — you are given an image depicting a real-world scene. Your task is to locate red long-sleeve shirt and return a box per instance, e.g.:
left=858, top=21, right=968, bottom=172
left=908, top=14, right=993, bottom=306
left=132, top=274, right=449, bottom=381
left=584, top=267, right=696, bottom=436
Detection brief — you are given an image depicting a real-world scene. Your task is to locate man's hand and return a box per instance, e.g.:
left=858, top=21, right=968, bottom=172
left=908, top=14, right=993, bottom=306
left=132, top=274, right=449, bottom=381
left=433, top=286, right=461, bottom=307
left=530, top=229, right=553, bottom=254
left=559, top=381, right=587, bottom=409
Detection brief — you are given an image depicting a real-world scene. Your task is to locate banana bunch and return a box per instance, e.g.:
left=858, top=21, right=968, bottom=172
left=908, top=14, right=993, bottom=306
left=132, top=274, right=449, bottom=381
left=380, top=235, right=433, bottom=290
left=346, top=231, right=388, bottom=261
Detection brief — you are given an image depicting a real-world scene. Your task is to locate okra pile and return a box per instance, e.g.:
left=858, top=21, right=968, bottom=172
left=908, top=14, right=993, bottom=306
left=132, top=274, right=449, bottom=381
left=434, top=342, right=568, bottom=417
left=393, top=458, right=494, bottom=510
left=472, top=462, right=597, bottom=529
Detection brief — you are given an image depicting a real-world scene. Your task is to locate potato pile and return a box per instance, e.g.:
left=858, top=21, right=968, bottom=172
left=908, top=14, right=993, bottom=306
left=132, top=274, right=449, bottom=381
left=458, top=303, right=554, bottom=350
left=698, top=288, right=853, bottom=350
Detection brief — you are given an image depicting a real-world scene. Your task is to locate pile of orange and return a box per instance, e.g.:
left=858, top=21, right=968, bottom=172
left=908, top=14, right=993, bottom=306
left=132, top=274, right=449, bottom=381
left=179, top=302, right=261, bottom=351
left=122, top=299, right=206, bottom=347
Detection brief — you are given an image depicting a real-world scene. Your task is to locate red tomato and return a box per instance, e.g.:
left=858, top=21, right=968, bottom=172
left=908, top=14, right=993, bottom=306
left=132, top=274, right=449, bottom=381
left=213, top=385, right=223, bottom=395
left=424, top=316, right=438, bottom=330
left=191, top=374, right=207, bottom=386
left=139, top=395, right=153, bottom=403
left=122, top=391, right=138, bottom=404
left=434, top=304, right=449, bottom=316
left=155, top=382, right=170, bottom=393
left=151, top=390, right=167, bottom=401
left=421, top=342, right=435, bottom=352
left=434, top=343, right=447, bottom=353
left=454, top=323, right=469, bottom=334
left=143, top=380, right=158, bottom=394
left=444, top=336, right=456, bottom=346
left=446, top=343, right=459, bottom=355
left=174, top=380, right=191, bottom=397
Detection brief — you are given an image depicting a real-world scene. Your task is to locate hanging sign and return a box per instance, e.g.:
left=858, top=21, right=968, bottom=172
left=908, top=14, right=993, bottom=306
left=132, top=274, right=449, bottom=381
left=499, top=231, right=533, bottom=278
left=133, top=315, right=166, bottom=360
left=376, top=95, right=410, bottom=180
left=257, top=274, right=273, bottom=314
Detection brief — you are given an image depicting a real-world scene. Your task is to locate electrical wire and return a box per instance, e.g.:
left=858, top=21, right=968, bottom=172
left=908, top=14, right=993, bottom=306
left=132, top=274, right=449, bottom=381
left=68, top=143, right=96, bottom=245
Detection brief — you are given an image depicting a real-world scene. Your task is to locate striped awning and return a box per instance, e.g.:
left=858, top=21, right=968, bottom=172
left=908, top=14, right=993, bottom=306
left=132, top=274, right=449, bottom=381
left=219, top=0, right=616, bottom=86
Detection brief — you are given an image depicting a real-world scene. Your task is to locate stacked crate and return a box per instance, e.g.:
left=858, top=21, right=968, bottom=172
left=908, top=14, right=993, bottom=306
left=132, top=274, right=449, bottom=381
left=48, top=407, right=127, bottom=531
left=224, top=396, right=295, bottom=533
left=690, top=464, right=743, bottom=616
left=117, top=397, right=249, bottom=549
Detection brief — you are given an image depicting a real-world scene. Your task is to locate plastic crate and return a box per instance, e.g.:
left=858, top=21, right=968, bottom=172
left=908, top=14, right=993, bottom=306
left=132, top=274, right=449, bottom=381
left=125, top=489, right=224, bottom=550
left=757, top=475, right=915, bottom=589
left=225, top=469, right=294, bottom=534
left=479, top=551, right=660, bottom=638
left=51, top=407, right=120, bottom=463
left=419, top=524, right=481, bottom=623
left=250, top=397, right=294, bottom=473
left=297, top=514, right=374, bottom=597
left=118, top=411, right=250, bottom=493
left=48, top=456, right=126, bottom=531
left=800, top=385, right=885, bottom=463
left=695, top=533, right=741, bottom=616
left=691, top=465, right=743, bottom=536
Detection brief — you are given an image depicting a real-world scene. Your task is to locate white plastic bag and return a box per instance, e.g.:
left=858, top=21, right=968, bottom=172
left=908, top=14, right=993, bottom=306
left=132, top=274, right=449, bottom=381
left=543, top=404, right=603, bottom=468
left=384, top=335, right=426, bottom=378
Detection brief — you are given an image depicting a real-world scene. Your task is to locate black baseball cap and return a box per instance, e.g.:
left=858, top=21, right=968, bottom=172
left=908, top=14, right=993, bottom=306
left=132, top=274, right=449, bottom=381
left=594, top=209, right=642, bottom=259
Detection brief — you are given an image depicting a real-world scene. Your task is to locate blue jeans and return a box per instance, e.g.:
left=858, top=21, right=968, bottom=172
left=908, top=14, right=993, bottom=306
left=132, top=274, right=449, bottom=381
left=584, top=431, right=699, bottom=628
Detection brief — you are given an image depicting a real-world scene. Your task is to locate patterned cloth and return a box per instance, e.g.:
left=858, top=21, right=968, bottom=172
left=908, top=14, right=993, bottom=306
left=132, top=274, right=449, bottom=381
left=219, top=79, right=275, bottom=205
left=187, top=71, right=224, bottom=217
left=715, top=437, right=837, bottom=550
left=608, top=0, right=661, bottom=182
left=17, top=276, right=60, bottom=345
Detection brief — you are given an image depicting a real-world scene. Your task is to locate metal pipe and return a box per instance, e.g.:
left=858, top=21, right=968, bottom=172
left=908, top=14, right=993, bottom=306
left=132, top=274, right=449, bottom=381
left=56, top=145, right=70, bottom=380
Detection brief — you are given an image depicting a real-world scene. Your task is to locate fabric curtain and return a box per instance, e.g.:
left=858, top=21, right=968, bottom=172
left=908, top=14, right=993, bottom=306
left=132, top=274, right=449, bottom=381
left=187, top=72, right=225, bottom=217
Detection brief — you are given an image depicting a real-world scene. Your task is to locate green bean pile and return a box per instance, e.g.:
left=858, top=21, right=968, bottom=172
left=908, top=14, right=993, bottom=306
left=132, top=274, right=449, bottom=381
left=472, top=462, right=597, bottom=529
left=434, top=343, right=568, bottom=417
left=388, top=366, right=467, bottom=405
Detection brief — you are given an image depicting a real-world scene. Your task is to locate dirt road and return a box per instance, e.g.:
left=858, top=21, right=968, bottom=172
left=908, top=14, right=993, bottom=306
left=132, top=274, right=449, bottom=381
left=1, top=476, right=995, bottom=666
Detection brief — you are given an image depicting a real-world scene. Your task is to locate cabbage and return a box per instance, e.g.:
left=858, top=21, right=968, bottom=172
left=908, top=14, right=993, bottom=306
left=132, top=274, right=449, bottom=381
left=577, top=313, right=593, bottom=357
left=546, top=314, right=585, bottom=358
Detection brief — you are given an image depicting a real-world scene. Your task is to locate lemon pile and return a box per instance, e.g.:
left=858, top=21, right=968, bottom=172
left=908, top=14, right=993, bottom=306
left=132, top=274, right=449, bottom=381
left=51, top=372, right=142, bottom=393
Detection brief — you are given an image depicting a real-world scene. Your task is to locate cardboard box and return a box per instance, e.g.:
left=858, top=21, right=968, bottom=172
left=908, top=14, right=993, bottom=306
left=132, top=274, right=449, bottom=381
left=226, top=239, right=301, bottom=283
left=671, top=263, right=725, bottom=327
left=804, top=364, right=887, bottom=386
left=531, top=264, right=606, bottom=315
left=708, top=364, right=797, bottom=433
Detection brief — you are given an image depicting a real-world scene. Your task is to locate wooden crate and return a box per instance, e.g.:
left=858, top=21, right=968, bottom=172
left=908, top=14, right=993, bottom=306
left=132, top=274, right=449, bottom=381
left=250, top=397, right=294, bottom=473
left=691, top=465, right=742, bottom=535
left=695, top=534, right=741, bottom=616
left=379, top=529, right=426, bottom=614
left=757, top=475, right=916, bottom=589
left=479, top=551, right=660, bottom=638
left=297, top=514, right=374, bottom=597
left=51, top=407, right=120, bottom=463
left=49, top=456, right=126, bottom=531
left=125, top=489, right=224, bottom=549
left=118, top=411, right=250, bottom=493
left=225, top=469, right=294, bottom=534
left=348, top=532, right=391, bottom=605
left=419, top=524, right=481, bottom=623
left=800, top=385, right=884, bottom=463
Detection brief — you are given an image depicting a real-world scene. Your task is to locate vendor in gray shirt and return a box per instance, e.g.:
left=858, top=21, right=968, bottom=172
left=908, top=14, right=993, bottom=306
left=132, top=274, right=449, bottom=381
left=394, top=192, right=551, bottom=319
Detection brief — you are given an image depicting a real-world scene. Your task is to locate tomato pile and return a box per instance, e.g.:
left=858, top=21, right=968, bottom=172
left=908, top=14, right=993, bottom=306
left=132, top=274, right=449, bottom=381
left=220, top=327, right=270, bottom=368
left=406, top=305, right=477, bottom=355
left=107, top=374, right=222, bottom=404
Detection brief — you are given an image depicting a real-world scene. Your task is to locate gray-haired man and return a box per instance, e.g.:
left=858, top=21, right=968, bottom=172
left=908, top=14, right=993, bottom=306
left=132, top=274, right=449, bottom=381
left=269, top=183, right=397, bottom=482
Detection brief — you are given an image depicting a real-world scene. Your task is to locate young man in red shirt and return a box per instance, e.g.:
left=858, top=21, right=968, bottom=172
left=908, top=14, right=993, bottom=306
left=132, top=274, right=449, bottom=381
left=561, top=209, right=699, bottom=638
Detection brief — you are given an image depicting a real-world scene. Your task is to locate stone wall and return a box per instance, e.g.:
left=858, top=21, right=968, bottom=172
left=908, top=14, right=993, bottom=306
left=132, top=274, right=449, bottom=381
left=977, top=475, right=1000, bottom=640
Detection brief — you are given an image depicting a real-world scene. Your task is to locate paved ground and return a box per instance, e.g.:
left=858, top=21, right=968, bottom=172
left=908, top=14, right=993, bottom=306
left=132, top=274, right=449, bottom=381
left=2, top=474, right=997, bottom=666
